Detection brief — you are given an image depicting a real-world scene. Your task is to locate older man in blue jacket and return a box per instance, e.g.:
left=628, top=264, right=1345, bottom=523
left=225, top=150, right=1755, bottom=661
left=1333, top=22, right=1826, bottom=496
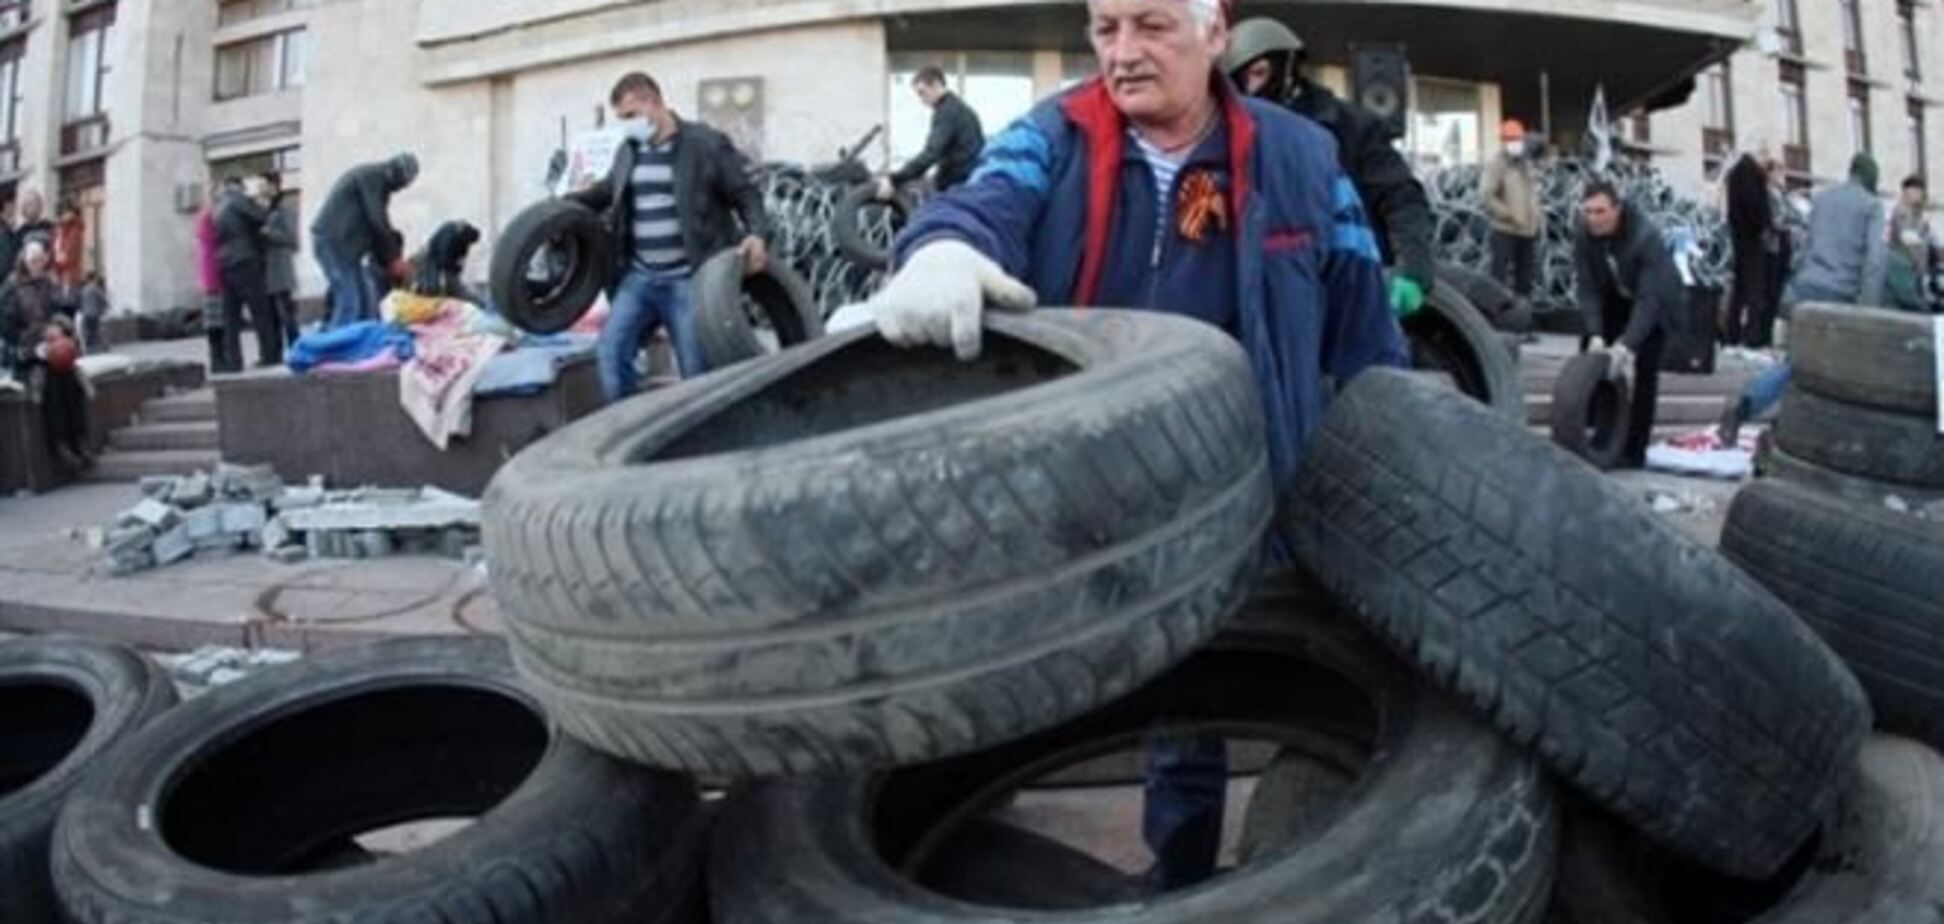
left=854, top=0, right=1406, bottom=888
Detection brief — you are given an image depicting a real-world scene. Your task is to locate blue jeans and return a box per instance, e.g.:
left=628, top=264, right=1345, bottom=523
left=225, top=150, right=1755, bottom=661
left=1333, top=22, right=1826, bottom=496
left=315, top=237, right=377, bottom=329
left=1741, top=360, right=1793, bottom=420
left=1143, top=733, right=1227, bottom=890
left=598, top=268, right=704, bottom=403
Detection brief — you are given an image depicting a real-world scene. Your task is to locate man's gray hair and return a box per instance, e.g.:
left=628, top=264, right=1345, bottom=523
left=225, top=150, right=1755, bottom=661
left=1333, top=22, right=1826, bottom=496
left=1087, top=0, right=1226, bottom=34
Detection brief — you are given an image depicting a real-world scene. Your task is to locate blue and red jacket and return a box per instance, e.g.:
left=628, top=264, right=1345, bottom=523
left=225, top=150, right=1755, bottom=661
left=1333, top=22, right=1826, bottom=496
left=895, top=76, right=1408, bottom=498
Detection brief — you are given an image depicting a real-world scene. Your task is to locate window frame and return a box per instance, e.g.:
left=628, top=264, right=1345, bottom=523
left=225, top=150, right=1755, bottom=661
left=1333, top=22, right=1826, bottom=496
left=213, top=26, right=307, bottom=101
left=1780, top=61, right=1810, bottom=175
left=1847, top=80, right=1874, bottom=157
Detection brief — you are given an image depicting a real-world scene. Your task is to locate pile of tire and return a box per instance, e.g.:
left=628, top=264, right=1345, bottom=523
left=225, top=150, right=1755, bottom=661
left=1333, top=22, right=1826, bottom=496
left=1719, top=303, right=1944, bottom=797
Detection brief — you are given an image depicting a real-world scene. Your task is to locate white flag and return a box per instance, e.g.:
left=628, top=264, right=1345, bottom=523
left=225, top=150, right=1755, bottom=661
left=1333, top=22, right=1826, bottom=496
left=1588, top=84, right=1613, bottom=172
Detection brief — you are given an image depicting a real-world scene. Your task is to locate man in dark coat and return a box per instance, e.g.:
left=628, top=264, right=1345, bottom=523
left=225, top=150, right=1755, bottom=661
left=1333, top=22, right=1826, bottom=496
left=213, top=175, right=290, bottom=369
left=1575, top=179, right=1678, bottom=468
left=1724, top=151, right=1776, bottom=347
left=566, top=71, right=770, bottom=400
left=311, top=153, right=418, bottom=329
left=878, top=66, right=986, bottom=198
left=1221, top=17, right=1436, bottom=317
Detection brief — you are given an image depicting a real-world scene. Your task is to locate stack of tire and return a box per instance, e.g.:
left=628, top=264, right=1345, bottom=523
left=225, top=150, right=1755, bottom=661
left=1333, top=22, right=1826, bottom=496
left=1715, top=304, right=1944, bottom=895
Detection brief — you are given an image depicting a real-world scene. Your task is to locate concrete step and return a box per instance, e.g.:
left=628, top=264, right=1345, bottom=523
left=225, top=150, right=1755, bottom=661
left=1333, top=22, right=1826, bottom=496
left=1526, top=393, right=1730, bottom=427
left=141, top=390, right=217, bottom=424
left=81, top=449, right=221, bottom=483
left=110, top=421, right=220, bottom=452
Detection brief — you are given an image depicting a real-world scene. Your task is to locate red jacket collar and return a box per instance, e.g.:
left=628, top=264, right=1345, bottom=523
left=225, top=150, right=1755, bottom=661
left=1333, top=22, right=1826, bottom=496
left=1059, top=75, right=1258, bottom=306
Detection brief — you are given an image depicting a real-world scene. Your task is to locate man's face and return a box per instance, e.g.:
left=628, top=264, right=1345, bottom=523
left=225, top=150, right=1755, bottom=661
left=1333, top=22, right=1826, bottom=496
left=1581, top=193, right=1621, bottom=237
left=1903, top=185, right=1928, bottom=209
left=21, top=243, right=48, bottom=275
left=615, top=90, right=663, bottom=123
left=1241, top=57, right=1276, bottom=97
left=1089, top=0, right=1227, bottom=124
left=914, top=80, right=946, bottom=107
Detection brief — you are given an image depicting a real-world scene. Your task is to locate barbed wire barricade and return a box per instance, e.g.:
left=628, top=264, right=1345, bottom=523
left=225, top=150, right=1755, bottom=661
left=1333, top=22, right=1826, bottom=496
left=1427, top=158, right=1731, bottom=318
left=757, top=166, right=910, bottom=318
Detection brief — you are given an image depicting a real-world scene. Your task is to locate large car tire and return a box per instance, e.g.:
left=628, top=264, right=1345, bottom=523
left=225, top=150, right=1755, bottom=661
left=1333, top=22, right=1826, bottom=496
left=710, top=576, right=1559, bottom=924
left=489, top=200, right=614, bottom=335
left=1286, top=368, right=1871, bottom=879
left=1550, top=737, right=1944, bottom=924
left=1774, top=386, right=1944, bottom=488
left=1549, top=352, right=1632, bottom=471
left=0, top=638, right=177, bottom=923
left=831, top=185, right=914, bottom=270
left=1722, top=480, right=1944, bottom=750
left=1790, top=303, right=1937, bottom=415
left=1755, top=438, right=1944, bottom=507
left=1404, top=284, right=1525, bottom=419
left=914, top=819, right=1143, bottom=910
left=52, top=637, right=705, bottom=924
left=1440, top=262, right=1533, bottom=333
left=485, top=310, right=1272, bottom=779
left=692, top=248, right=823, bottom=370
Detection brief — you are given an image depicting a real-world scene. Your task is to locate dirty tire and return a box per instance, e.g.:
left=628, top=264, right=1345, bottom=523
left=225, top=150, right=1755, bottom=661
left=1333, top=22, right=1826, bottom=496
left=51, top=637, right=705, bottom=924
left=1404, top=284, right=1525, bottom=419
left=484, top=310, right=1272, bottom=779
left=489, top=199, right=614, bottom=335
left=831, top=185, right=913, bottom=270
left=0, top=638, right=177, bottom=924
left=1754, top=438, right=1944, bottom=507
left=1550, top=737, right=1944, bottom=924
left=1790, top=303, right=1938, bottom=415
left=1286, top=369, right=1871, bottom=879
left=1440, top=262, right=1532, bottom=333
left=709, top=577, right=1560, bottom=924
left=1775, top=386, right=1944, bottom=488
left=1723, top=480, right=1944, bottom=750
left=912, top=819, right=1142, bottom=909
left=1549, top=352, right=1632, bottom=471
left=692, top=248, right=823, bottom=370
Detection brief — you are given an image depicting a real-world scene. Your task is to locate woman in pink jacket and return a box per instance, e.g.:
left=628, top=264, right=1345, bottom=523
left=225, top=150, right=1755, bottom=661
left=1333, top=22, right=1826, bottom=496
left=196, top=183, right=231, bottom=372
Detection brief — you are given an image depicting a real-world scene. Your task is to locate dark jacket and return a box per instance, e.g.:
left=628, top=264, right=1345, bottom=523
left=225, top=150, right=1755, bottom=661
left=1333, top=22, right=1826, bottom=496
left=1725, top=154, right=1772, bottom=246
left=898, top=78, right=1406, bottom=502
left=1574, top=200, right=1679, bottom=350
left=215, top=193, right=281, bottom=269
left=414, top=220, right=482, bottom=297
left=263, top=198, right=300, bottom=295
left=566, top=116, right=769, bottom=281
left=1285, top=79, right=1436, bottom=290
left=890, top=92, right=986, bottom=191
left=311, top=160, right=411, bottom=263
left=0, top=222, right=17, bottom=282
left=0, top=272, right=75, bottom=358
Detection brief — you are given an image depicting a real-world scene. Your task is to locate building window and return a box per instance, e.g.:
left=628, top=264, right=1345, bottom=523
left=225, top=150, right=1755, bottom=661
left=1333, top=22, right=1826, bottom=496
left=1841, top=0, right=1867, bottom=75
left=1773, top=0, right=1802, bottom=54
left=1701, top=62, right=1735, bottom=163
left=0, top=40, right=19, bottom=174
left=0, top=1, right=26, bottom=33
left=1781, top=61, right=1810, bottom=174
left=1848, top=81, right=1873, bottom=156
left=214, top=27, right=306, bottom=100
left=886, top=52, right=1033, bottom=165
left=61, top=3, right=113, bottom=156
left=1407, top=78, right=1484, bottom=170
left=210, top=145, right=300, bottom=184
left=1912, top=100, right=1929, bottom=180
left=217, top=0, right=313, bottom=28
left=1900, top=1, right=1922, bottom=83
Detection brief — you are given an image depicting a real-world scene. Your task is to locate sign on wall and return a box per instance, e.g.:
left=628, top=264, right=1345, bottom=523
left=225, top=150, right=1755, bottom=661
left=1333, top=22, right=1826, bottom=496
left=699, top=77, right=765, bottom=162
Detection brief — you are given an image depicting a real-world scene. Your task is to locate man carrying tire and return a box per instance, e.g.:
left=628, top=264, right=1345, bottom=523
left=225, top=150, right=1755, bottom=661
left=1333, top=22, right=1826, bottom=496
left=567, top=72, right=771, bottom=401
left=877, top=66, right=986, bottom=200
left=848, top=0, right=1405, bottom=890
left=1220, top=18, right=1436, bottom=320
left=311, top=153, right=418, bottom=329
left=1574, top=178, right=1676, bottom=468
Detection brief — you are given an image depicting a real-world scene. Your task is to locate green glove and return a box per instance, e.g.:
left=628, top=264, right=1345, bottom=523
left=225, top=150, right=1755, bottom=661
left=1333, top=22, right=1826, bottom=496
left=1388, top=275, right=1426, bottom=318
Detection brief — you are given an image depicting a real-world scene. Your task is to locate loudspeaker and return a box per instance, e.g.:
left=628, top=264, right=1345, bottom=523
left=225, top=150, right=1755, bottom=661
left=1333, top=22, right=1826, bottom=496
left=1350, top=43, right=1411, bottom=138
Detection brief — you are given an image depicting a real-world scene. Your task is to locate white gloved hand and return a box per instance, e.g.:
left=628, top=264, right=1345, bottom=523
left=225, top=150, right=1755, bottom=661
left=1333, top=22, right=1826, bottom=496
left=1605, top=342, right=1635, bottom=380
left=866, top=239, right=1037, bottom=360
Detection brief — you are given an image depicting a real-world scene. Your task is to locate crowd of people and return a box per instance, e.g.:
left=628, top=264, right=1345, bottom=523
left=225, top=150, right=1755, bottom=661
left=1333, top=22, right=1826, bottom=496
left=0, top=189, right=111, bottom=472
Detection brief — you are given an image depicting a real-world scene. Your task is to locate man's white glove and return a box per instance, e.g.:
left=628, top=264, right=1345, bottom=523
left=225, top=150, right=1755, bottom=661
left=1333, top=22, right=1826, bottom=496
left=1605, top=341, right=1635, bottom=381
left=867, top=240, right=1037, bottom=361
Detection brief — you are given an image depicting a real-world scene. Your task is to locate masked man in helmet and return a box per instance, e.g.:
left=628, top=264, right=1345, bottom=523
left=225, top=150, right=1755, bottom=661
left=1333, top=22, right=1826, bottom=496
left=1223, top=17, right=1436, bottom=318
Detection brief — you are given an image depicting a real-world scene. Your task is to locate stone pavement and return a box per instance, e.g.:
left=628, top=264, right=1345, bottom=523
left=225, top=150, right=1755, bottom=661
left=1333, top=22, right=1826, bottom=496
left=0, top=482, right=501, bottom=652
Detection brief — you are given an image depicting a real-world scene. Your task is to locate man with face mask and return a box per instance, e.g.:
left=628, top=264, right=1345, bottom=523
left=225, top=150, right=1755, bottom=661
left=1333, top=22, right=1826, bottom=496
left=567, top=71, right=771, bottom=401
left=311, top=153, right=419, bottom=329
left=1483, top=119, right=1544, bottom=301
left=1221, top=17, right=1435, bottom=318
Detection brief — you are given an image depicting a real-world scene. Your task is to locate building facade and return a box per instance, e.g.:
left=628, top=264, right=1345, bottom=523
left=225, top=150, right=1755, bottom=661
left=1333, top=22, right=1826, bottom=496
left=1, top=0, right=1928, bottom=318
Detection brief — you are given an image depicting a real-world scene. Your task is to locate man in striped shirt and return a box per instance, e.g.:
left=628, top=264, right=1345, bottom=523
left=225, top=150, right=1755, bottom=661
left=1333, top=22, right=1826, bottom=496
left=569, top=72, right=771, bottom=402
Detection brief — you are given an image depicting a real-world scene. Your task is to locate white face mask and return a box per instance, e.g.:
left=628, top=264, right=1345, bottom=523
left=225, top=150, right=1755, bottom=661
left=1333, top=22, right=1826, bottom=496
left=618, top=116, right=653, bottom=143
left=1505, top=140, right=1526, bottom=158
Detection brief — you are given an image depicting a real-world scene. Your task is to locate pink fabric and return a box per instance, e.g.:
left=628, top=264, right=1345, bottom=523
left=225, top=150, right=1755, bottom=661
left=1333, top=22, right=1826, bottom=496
left=194, top=209, right=222, bottom=296
left=310, top=353, right=404, bottom=375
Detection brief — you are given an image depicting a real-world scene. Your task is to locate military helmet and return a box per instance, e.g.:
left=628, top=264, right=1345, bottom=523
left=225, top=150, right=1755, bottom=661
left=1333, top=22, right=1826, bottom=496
left=1221, top=17, right=1304, bottom=75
